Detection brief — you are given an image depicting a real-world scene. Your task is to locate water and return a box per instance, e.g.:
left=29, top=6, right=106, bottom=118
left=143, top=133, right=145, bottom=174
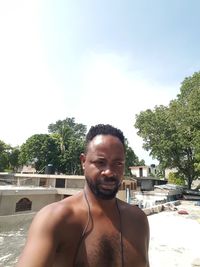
left=0, top=219, right=31, bottom=267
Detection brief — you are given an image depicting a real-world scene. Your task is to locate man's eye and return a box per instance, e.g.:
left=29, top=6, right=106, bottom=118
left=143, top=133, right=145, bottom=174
left=116, top=162, right=123, bottom=167
left=97, top=161, right=105, bottom=165
left=94, top=160, right=105, bottom=166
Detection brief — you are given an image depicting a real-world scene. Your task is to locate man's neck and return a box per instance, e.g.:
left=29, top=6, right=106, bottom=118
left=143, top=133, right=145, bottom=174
left=83, top=186, right=118, bottom=213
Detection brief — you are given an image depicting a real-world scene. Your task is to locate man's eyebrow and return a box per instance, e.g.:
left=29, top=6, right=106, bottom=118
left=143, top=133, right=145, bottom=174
left=113, top=157, right=125, bottom=160
left=114, top=159, right=125, bottom=162
left=94, top=156, right=106, bottom=160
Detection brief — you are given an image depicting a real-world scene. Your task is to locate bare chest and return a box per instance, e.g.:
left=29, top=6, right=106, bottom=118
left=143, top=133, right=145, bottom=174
left=54, top=214, right=148, bottom=267
left=74, top=222, right=147, bottom=267
left=75, top=230, right=122, bottom=267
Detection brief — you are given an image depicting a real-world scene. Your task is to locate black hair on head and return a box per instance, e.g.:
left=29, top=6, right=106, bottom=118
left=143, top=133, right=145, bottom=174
left=85, top=124, right=125, bottom=151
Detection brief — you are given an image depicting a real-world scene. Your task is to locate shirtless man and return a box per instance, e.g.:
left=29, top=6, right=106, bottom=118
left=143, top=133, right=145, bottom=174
left=16, top=124, right=150, bottom=267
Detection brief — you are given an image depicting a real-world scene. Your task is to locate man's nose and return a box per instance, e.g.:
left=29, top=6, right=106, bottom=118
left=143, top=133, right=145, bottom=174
left=101, top=166, right=115, bottom=177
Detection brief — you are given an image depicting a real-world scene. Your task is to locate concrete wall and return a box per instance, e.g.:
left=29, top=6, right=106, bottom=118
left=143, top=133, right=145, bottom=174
left=66, top=179, right=85, bottom=189
left=0, top=174, right=137, bottom=216
left=18, top=177, right=40, bottom=186
left=141, top=179, right=154, bottom=191
left=0, top=173, right=85, bottom=187
left=0, top=191, right=61, bottom=215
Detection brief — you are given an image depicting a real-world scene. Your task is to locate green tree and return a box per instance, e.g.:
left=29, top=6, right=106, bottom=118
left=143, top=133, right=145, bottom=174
left=64, top=138, right=84, bottom=175
left=48, top=117, right=87, bottom=174
left=125, top=140, right=144, bottom=176
left=19, top=134, right=59, bottom=172
left=8, top=146, right=20, bottom=171
left=168, top=172, right=185, bottom=186
left=0, top=140, right=9, bottom=171
left=135, top=71, right=200, bottom=189
left=0, top=141, right=20, bottom=172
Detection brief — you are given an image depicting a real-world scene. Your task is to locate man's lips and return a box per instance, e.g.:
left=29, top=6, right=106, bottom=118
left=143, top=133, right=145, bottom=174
left=99, top=181, right=118, bottom=190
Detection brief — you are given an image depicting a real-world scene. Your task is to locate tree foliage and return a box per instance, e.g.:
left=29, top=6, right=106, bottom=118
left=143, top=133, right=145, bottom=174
left=19, top=134, right=59, bottom=172
left=135, top=71, right=200, bottom=188
left=168, top=172, right=185, bottom=186
left=48, top=117, right=86, bottom=174
left=0, top=140, right=9, bottom=171
left=0, top=141, right=20, bottom=172
left=125, top=139, right=145, bottom=176
left=1, top=117, right=142, bottom=175
left=8, top=146, right=20, bottom=171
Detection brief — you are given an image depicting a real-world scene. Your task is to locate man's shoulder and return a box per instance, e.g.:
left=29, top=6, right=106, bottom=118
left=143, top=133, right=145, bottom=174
left=118, top=199, right=150, bottom=241
left=119, top=199, right=148, bottom=221
left=33, top=192, right=83, bottom=227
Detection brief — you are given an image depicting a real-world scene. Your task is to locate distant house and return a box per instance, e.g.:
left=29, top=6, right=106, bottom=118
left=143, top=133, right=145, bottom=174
left=21, top=165, right=36, bottom=174
left=129, top=165, right=167, bottom=191
left=129, top=165, right=157, bottom=178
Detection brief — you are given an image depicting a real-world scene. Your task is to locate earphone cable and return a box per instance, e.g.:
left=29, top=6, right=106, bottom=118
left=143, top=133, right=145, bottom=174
left=116, top=198, right=124, bottom=267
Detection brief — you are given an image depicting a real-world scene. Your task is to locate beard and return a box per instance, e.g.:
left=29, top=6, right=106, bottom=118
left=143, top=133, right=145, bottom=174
left=85, top=175, right=121, bottom=200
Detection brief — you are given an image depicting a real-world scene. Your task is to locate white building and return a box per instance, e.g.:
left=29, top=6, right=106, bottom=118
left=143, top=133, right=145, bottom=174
left=129, top=165, right=157, bottom=178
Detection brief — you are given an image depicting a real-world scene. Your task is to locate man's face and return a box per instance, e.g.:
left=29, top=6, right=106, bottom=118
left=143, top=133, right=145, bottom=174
left=81, top=135, right=125, bottom=200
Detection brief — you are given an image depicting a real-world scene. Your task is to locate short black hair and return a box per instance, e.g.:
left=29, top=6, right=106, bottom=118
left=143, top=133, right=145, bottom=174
left=85, top=124, right=125, bottom=151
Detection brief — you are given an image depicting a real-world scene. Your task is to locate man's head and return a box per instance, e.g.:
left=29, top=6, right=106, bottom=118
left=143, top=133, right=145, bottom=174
left=85, top=124, right=125, bottom=152
left=81, top=124, right=125, bottom=200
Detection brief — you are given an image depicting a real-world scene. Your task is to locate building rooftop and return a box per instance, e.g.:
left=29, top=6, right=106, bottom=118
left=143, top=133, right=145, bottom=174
left=0, top=173, right=85, bottom=180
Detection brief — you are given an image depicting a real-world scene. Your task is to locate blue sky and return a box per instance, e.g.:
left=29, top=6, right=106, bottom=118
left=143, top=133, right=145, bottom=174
left=1, top=0, right=200, bottom=164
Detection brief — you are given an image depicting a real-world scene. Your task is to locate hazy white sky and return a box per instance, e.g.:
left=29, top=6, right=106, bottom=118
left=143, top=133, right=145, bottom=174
left=1, top=0, right=200, bottom=164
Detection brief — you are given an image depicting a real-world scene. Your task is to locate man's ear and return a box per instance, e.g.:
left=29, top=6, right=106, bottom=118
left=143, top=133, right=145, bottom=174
left=80, top=153, right=86, bottom=170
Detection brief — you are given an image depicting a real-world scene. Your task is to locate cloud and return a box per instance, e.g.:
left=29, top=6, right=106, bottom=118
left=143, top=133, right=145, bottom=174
left=0, top=0, right=66, bottom=146
left=75, top=52, right=179, bottom=163
left=0, top=2, right=180, bottom=165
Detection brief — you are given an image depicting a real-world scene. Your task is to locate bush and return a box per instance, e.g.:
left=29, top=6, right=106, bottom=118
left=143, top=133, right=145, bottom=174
left=168, top=172, right=185, bottom=186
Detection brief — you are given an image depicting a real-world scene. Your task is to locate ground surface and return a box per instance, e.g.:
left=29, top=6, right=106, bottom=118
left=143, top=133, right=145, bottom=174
left=0, top=200, right=200, bottom=267
left=148, top=201, right=200, bottom=267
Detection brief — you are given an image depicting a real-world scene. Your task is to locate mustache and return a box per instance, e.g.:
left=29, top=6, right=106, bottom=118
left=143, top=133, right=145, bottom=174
left=98, top=176, right=121, bottom=187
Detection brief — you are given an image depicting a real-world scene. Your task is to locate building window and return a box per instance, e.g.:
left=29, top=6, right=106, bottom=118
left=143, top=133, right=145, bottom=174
left=120, top=181, right=126, bottom=190
left=139, top=167, right=143, bottom=177
left=39, top=178, right=47, bottom=186
left=15, top=198, right=32, bottom=212
left=55, top=178, right=65, bottom=188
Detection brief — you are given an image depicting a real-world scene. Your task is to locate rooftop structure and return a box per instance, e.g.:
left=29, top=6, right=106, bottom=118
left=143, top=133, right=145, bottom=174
left=0, top=173, right=137, bottom=215
left=129, top=165, right=158, bottom=178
